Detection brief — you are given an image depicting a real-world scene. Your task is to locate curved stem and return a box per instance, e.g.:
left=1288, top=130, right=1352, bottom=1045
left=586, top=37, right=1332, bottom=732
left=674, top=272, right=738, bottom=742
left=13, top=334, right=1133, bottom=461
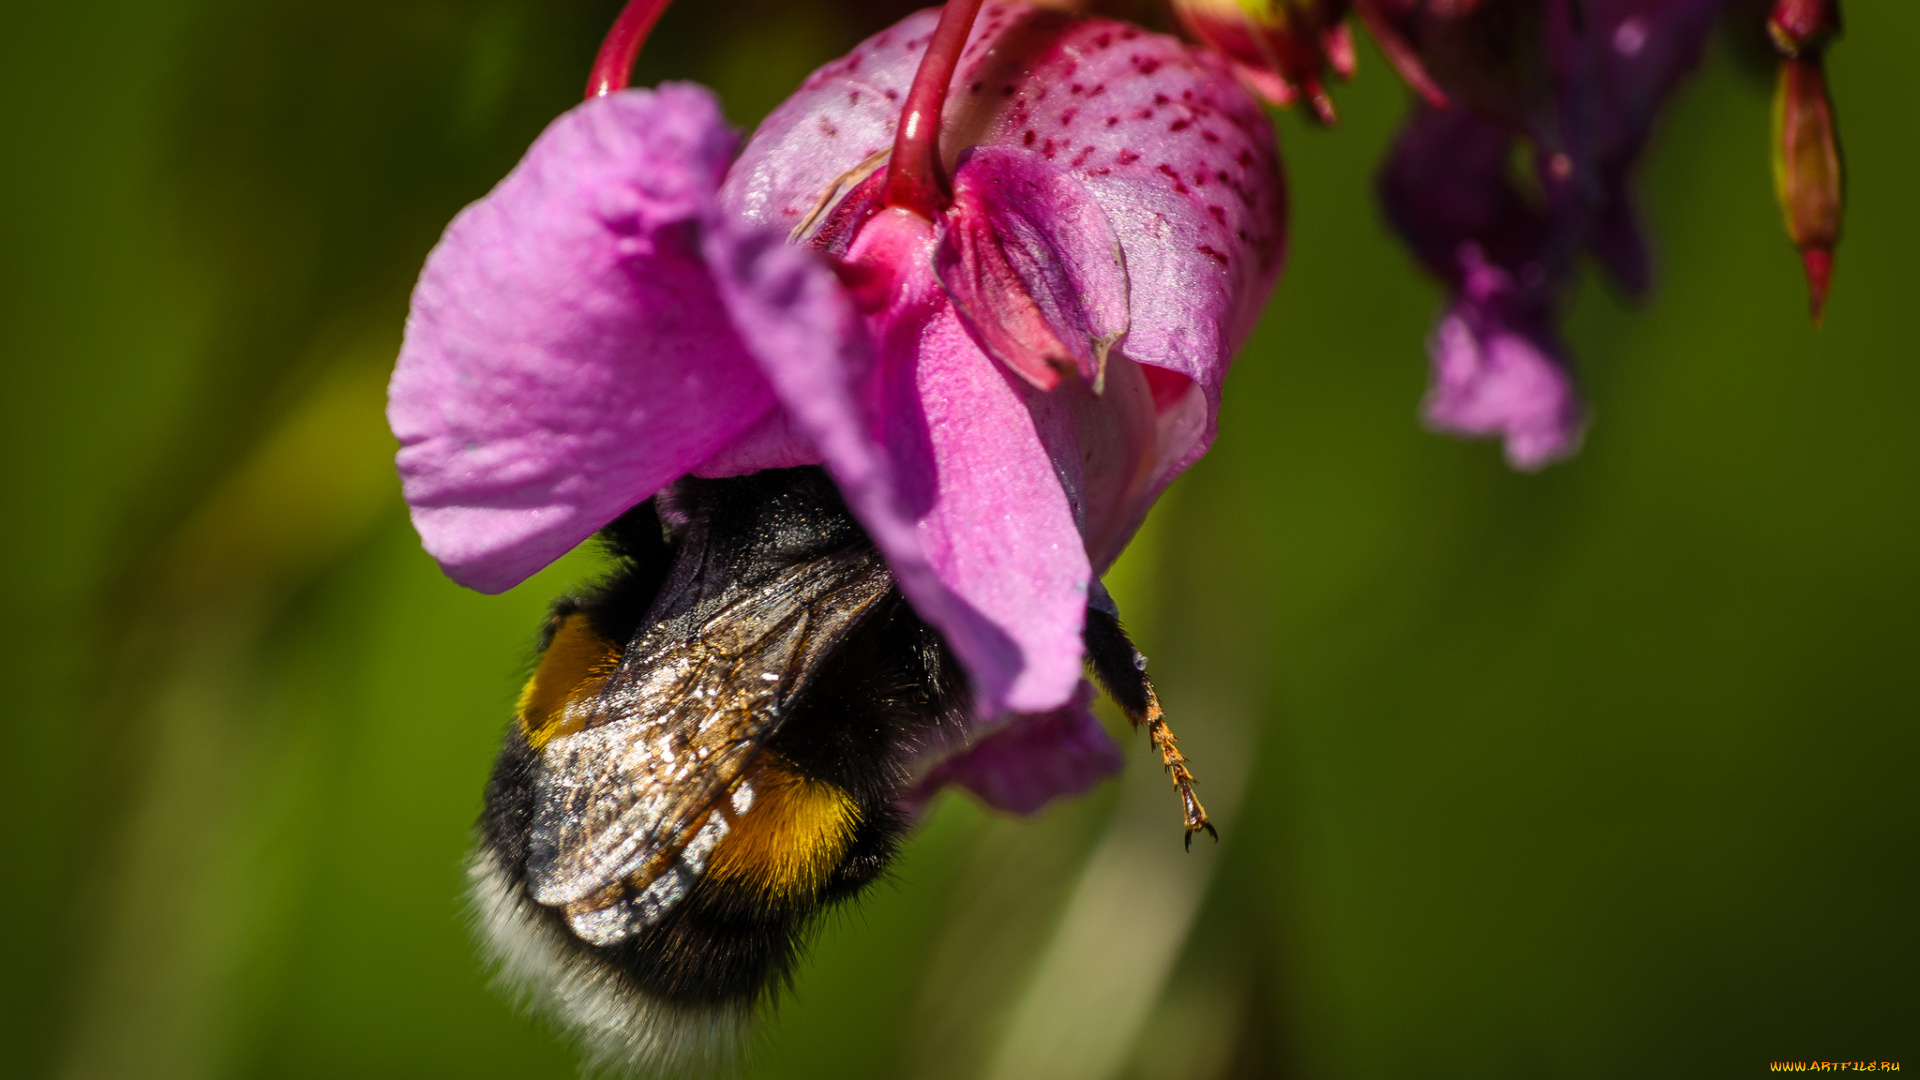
left=884, top=0, right=985, bottom=216
left=586, top=0, right=675, bottom=100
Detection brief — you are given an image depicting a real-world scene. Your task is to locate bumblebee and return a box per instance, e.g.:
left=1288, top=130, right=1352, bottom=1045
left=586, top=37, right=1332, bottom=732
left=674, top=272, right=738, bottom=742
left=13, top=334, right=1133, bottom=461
left=469, top=466, right=1209, bottom=1075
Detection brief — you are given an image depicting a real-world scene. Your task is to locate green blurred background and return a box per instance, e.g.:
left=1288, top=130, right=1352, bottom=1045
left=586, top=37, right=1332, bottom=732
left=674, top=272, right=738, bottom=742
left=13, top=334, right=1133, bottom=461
left=3, top=1, right=1913, bottom=1077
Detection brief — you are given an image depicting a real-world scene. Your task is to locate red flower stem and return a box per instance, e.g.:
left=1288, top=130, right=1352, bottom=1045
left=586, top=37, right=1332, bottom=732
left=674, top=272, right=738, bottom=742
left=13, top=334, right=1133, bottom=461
left=884, top=0, right=985, bottom=216
left=586, top=0, right=675, bottom=100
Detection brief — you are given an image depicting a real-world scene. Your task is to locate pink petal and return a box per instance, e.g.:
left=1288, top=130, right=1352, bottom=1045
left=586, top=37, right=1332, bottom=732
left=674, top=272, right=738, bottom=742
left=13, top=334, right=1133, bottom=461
left=1424, top=301, right=1586, bottom=471
left=907, top=681, right=1123, bottom=816
left=933, top=146, right=1130, bottom=392
left=689, top=403, right=822, bottom=478
left=390, top=84, right=774, bottom=592
left=693, top=224, right=870, bottom=481
left=886, top=305, right=1095, bottom=714
left=1023, top=352, right=1162, bottom=572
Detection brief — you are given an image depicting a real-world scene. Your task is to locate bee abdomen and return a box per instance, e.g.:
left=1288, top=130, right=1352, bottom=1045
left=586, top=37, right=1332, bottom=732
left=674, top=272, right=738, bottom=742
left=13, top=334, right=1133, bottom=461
left=704, top=754, right=859, bottom=905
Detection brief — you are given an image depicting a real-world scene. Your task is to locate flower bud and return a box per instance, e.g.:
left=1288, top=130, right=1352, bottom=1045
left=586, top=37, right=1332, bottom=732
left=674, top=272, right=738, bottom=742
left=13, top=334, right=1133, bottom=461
left=1772, top=53, right=1843, bottom=322
left=1768, top=0, right=1841, bottom=58
left=1172, top=0, right=1356, bottom=123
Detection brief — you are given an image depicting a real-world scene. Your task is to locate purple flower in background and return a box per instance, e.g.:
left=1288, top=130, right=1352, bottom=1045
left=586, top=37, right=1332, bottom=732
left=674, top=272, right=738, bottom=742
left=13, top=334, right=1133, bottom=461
left=1151, top=0, right=1845, bottom=466
left=1372, top=0, right=1723, bottom=468
left=1379, top=100, right=1587, bottom=468
left=389, top=0, right=1283, bottom=805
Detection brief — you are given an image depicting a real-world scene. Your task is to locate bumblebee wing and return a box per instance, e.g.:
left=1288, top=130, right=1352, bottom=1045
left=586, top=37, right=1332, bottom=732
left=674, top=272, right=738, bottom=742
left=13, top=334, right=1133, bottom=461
left=524, top=545, right=893, bottom=944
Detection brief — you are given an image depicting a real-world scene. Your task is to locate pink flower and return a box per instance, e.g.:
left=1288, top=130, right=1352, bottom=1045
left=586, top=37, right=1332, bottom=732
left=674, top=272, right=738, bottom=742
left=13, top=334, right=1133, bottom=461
left=387, top=0, right=1284, bottom=800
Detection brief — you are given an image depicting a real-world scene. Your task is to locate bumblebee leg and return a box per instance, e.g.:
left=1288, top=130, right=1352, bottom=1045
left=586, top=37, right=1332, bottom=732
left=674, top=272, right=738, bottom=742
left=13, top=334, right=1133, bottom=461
left=1083, top=607, right=1217, bottom=848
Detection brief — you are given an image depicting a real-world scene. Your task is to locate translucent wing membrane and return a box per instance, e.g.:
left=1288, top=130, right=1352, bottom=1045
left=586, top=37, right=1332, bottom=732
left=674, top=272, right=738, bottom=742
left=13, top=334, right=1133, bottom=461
left=526, top=544, right=894, bottom=944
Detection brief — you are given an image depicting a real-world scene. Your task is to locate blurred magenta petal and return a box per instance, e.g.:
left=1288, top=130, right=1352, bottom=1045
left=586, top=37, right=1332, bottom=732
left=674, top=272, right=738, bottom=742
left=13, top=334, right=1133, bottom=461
left=1586, top=185, right=1653, bottom=298
left=1556, top=0, right=1721, bottom=296
left=1425, top=297, right=1585, bottom=471
left=933, top=146, right=1130, bottom=391
left=1382, top=104, right=1585, bottom=469
left=389, top=85, right=774, bottom=592
left=1171, top=0, right=1355, bottom=121
left=911, top=681, right=1123, bottom=815
left=1378, top=101, right=1535, bottom=282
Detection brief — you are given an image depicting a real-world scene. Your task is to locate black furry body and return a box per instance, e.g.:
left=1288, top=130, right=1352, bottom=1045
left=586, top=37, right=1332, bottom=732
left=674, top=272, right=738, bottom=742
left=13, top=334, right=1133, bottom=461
left=476, top=468, right=967, bottom=1017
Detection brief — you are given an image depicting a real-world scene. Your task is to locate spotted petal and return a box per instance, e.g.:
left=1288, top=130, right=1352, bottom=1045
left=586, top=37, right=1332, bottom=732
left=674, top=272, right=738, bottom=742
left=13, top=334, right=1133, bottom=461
left=719, top=1, right=1286, bottom=492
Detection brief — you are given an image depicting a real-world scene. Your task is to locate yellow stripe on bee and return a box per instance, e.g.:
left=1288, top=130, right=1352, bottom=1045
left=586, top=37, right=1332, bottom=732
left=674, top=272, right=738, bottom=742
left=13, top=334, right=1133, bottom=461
left=707, top=755, right=858, bottom=903
left=517, top=613, right=622, bottom=750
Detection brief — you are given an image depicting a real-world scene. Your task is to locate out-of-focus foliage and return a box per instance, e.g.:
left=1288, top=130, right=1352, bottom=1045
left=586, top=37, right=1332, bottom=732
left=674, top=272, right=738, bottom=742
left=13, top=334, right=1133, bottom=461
left=1, top=1, right=1913, bottom=1078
